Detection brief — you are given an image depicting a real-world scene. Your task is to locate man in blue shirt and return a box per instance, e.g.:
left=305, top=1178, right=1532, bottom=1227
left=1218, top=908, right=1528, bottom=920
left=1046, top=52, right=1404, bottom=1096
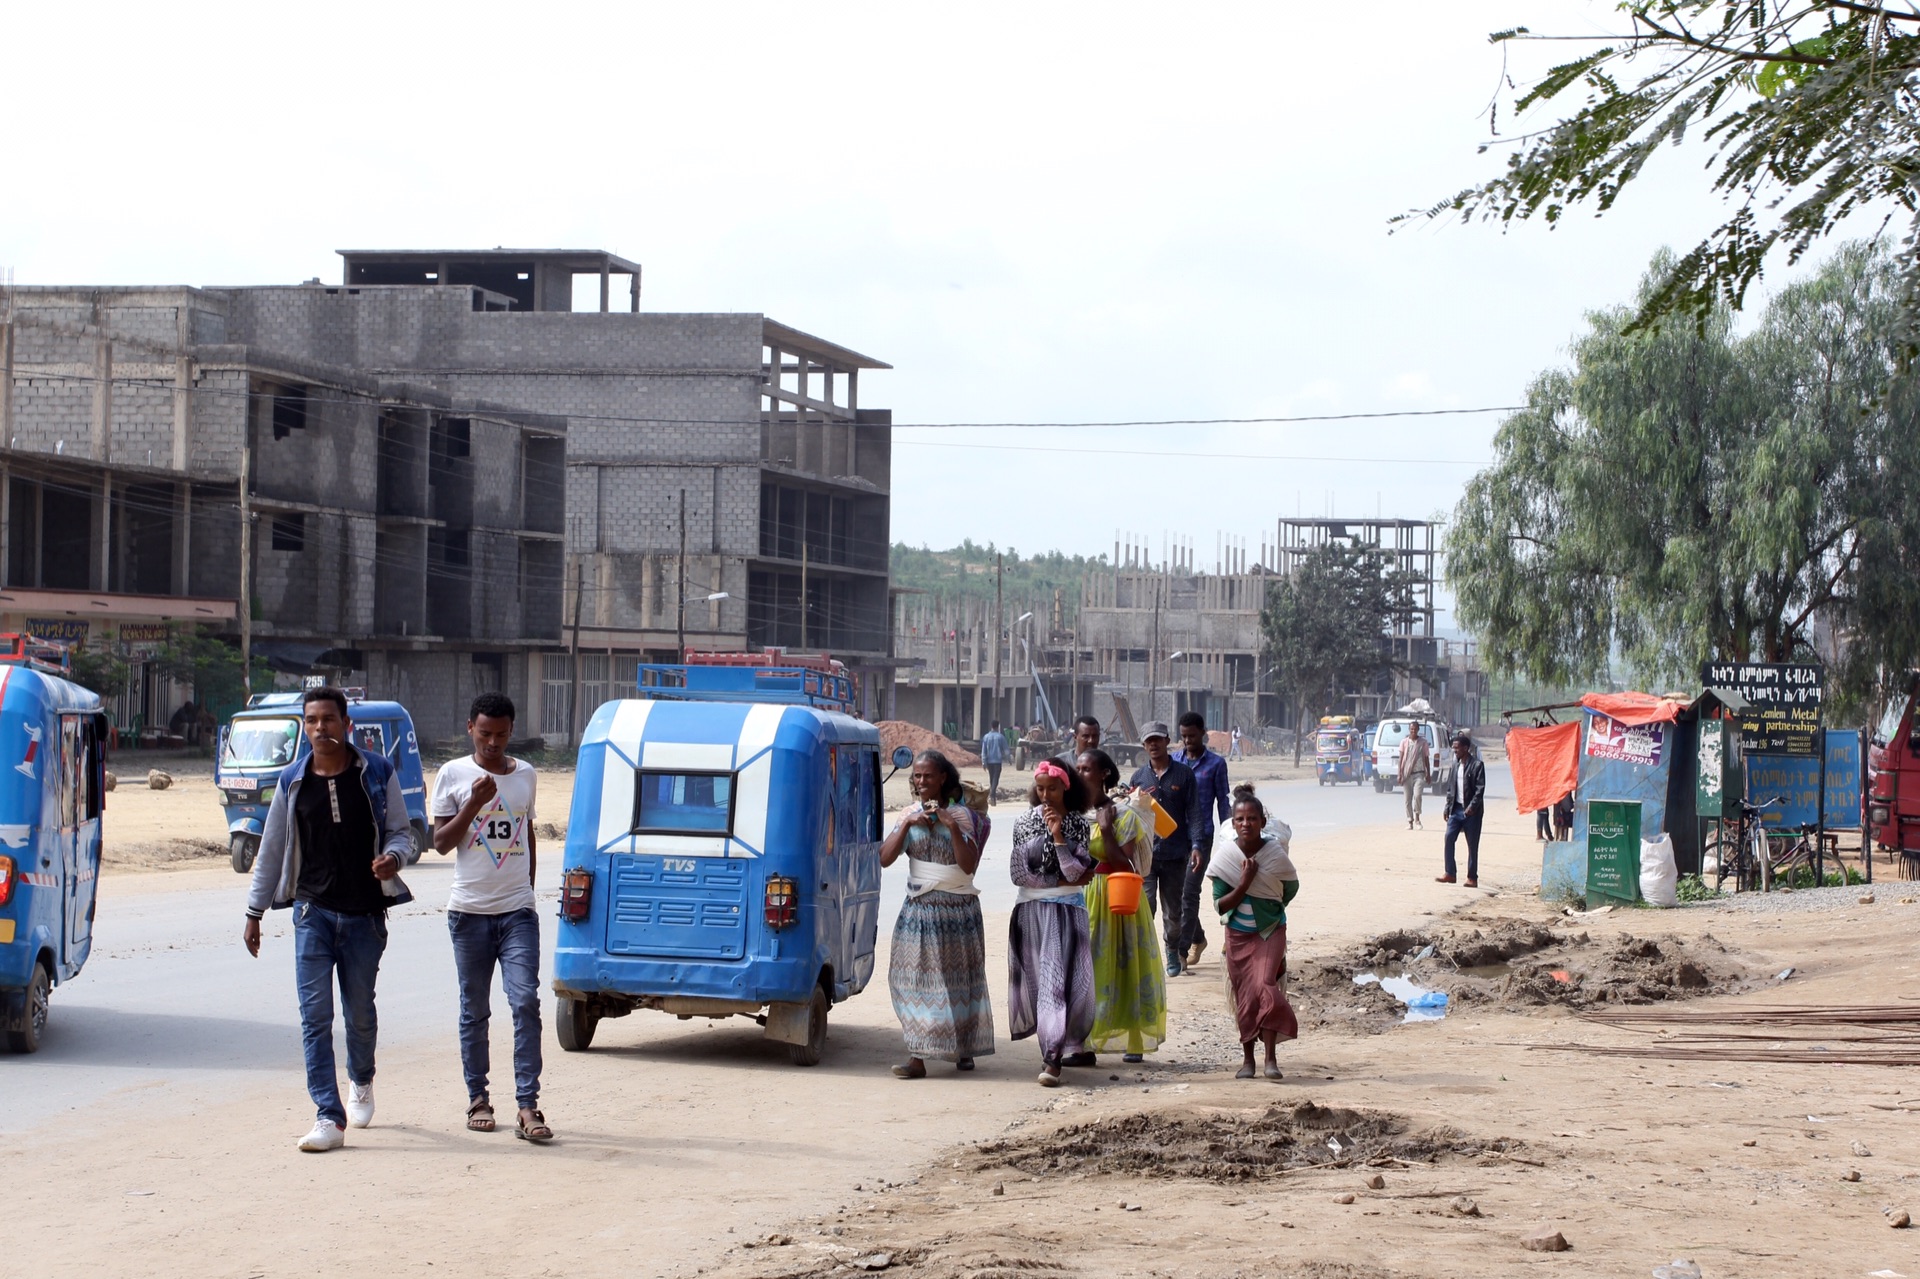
left=1176, top=710, right=1231, bottom=970
left=980, top=719, right=1007, bottom=798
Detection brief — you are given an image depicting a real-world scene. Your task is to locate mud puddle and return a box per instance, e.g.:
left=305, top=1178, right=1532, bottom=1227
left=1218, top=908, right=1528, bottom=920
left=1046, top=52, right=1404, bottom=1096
left=970, top=1101, right=1524, bottom=1183
left=1296, top=917, right=1749, bottom=1031
left=1352, top=972, right=1449, bottom=1021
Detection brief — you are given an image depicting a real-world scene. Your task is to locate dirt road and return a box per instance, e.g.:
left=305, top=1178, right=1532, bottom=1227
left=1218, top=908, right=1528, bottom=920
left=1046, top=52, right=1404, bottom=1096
left=9, top=763, right=1917, bottom=1277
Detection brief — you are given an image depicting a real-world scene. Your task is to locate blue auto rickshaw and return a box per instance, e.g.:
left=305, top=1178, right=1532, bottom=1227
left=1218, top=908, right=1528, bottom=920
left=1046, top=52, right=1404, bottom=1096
left=1316, top=715, right=1362, bottom=785
left=552, top=661, right=883, bottom=1065
left=216, top=690, right=430, bottom=873
left=0, top=634, right=107, bottom=1053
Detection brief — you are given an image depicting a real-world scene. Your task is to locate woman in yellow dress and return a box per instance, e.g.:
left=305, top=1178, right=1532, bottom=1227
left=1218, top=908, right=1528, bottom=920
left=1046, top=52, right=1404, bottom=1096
left=1072, top=748, right=1167, bottom=1065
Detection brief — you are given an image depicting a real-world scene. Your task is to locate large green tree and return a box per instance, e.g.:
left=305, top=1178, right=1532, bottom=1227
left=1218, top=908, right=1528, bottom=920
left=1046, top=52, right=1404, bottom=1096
left=1410, top=3, right=1920, bottom=353
left=1449, top=242, right=1920, bottom=710
left=1260, top=544, right=1399, bottom=763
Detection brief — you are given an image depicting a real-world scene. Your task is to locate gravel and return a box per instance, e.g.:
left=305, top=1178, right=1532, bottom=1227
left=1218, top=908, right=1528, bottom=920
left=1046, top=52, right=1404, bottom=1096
left=1678, top=883, right=1889, bottom=916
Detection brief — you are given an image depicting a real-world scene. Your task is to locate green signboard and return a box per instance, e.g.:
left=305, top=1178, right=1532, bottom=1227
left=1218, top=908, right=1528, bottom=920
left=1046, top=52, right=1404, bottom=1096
left=1587, top=799, right=1642, bottom=903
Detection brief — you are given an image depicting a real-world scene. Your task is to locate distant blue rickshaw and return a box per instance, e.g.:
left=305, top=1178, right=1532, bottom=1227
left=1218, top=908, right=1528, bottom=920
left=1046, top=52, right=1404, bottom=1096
left=551, top=660, right=883, bottom=1065
left=216, top=690, right=430, bottom=873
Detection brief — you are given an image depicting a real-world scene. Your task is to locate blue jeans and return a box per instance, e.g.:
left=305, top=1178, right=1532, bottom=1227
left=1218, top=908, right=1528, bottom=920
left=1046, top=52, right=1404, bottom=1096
left=292, top=901, right=387, bottom=1128
left=1445, top=809, right=1483, bottom=880
left=447, top=907, right=544, bottom=1109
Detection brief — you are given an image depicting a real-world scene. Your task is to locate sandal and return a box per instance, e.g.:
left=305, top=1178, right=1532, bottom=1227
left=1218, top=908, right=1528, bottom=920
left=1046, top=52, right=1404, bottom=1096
left=890, top=1059, right=927, bottom=1079
left=1235, top=1064, right=1256, bottom=1080
left=955, top=1058, right=975, bottom=1071
left=466, top=1097, right=495, bottom=1133
left=1264, top=1065, right=1284, bottom=1080
left=515, top=1108, right=553, bottom=1143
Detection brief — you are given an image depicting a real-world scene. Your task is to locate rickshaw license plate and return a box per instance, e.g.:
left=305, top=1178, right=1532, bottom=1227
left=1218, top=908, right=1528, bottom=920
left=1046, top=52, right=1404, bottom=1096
left=225, top=777, right=257, bottom=791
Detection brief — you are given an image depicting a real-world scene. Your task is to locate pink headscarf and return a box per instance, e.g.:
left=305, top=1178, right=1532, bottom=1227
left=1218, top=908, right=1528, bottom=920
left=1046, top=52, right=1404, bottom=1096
left=1033, top=760, right=1070, bottom=785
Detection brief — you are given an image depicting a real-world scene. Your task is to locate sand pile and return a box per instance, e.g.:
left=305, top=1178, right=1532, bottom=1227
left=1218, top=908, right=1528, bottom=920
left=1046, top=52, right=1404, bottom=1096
left=875, top=721, right=981, bottom=768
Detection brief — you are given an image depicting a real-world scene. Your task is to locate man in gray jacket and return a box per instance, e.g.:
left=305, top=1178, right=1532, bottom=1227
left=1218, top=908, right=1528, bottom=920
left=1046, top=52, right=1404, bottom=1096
left=242, top=686, right=414, bottom=1153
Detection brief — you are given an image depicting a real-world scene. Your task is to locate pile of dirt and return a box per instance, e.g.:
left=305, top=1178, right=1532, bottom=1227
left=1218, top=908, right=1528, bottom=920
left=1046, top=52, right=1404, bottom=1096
left=1293, top=917, right=1748, bottom=1028
left=876, top=721, right=981, bottom=768
left=104, top=838, right=228, bottom=870
left=970, top=1101, right=1523, bottom=1183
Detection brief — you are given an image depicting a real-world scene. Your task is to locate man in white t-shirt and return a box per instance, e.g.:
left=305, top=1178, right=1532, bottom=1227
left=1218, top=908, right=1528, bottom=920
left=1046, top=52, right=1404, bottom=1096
left=431, top=692, right=552, bottom=1143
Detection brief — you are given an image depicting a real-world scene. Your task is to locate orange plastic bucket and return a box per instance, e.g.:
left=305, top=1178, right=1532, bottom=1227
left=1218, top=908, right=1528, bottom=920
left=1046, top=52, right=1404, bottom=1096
left=1105, top=871, right=1144, bottom=916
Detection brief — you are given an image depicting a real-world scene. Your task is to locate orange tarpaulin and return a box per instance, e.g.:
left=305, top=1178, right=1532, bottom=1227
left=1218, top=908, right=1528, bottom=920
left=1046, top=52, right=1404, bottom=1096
left=1507, top=721, right=1581, bottom=814
left=1578, top=691, right=1687, bottom=727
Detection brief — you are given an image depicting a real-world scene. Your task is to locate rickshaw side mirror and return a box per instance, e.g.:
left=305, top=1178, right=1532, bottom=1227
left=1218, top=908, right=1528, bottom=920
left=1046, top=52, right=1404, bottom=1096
left=883, top=745, right=914, bottom=782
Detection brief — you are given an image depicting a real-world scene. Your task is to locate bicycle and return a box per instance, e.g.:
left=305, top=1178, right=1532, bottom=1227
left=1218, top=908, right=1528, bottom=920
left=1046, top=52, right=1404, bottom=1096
left=1705, top=795, right=1784, bottom=894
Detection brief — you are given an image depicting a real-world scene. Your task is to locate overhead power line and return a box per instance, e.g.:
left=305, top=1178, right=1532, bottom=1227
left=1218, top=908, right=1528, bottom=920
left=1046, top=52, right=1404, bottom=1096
left=1, top=366, right=1523, bottom=432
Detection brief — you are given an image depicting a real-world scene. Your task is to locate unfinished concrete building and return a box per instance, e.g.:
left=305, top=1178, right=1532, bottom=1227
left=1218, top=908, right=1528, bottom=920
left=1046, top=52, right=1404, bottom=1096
left=0, top=248, right=894, bottom=741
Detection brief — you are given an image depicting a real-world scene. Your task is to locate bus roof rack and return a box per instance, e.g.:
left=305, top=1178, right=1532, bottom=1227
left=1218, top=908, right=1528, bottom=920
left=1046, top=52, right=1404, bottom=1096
left=0, top=632, right=74, bottom=675
left=635, top=663, right=856, bottom=714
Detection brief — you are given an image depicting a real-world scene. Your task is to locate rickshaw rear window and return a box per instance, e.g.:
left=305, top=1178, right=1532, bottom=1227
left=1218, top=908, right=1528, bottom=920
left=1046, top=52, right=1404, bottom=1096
left=634, top=771, right=734, bottom=834
left=223, top=717, right=301, bottom=768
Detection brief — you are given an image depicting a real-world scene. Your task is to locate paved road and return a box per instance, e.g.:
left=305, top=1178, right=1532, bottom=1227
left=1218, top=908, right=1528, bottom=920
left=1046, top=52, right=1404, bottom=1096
left=7, top=759, right=1512, bottom=1134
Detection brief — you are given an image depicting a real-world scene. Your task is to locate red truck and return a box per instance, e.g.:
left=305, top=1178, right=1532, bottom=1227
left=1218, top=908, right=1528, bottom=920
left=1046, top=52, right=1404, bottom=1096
left=1867, top=670, right=1920, bottom=864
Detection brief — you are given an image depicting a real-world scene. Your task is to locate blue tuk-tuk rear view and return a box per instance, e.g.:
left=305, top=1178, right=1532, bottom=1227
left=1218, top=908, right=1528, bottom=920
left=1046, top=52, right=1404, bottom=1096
left=552, top=658, right=882, bottom=1065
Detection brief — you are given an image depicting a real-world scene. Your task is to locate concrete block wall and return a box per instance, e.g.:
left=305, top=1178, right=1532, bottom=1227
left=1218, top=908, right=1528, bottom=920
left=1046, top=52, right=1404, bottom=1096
left=188, top=487, right=242, bottom=598
left=467, top=418, right=527, bottom=527
left=364, top=647, right=536, bottom=746
left=251, top=379, right=381, bottom=512
left=188, top=366, right=250, bottom=478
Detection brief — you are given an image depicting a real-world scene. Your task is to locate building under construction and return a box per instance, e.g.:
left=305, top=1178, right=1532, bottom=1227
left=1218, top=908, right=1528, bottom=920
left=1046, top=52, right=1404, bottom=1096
left=889, top=518, right=1484, bottom=744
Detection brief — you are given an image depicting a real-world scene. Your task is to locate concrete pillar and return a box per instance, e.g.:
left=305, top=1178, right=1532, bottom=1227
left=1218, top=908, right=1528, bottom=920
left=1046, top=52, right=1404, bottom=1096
left=91, top=338, right=113, bottom=463
left=94, top=474, right=111, bottom=591
left=171, top=357, right=192, bottom=470
left=172, top=482, right=192, bottom=595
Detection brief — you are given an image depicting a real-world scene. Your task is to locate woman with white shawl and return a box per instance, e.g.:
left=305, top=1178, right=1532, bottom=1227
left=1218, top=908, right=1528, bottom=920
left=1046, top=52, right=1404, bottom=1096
left=1206, top=784, right=1300, bottom=1080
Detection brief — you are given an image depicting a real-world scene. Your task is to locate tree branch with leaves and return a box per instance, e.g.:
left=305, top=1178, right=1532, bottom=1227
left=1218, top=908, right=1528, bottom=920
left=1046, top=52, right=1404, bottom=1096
left=1406, top=3, right=1920, bottom=358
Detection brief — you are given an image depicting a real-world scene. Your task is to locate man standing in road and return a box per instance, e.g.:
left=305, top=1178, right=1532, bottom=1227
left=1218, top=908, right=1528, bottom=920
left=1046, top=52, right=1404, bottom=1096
left=243, top=687, right=414, bottom=1153
left=431, top=692, right=552, bottom=1144
left=1437, top=731, right=1486, bottom=888
left=980, top=719, right=1007, bottom=799
left=1398, top=727, right=1432, bottom=830
left=1176, top=711, right=1231, bottom=971
left=1129, top=722, right=1200, bottom=977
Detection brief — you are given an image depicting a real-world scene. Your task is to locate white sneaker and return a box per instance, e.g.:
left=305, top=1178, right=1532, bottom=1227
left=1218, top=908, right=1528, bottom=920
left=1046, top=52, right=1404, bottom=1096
left=346, top=1081, right=375, bottom=1128
left=298, top=1119, right=346, bottom=1152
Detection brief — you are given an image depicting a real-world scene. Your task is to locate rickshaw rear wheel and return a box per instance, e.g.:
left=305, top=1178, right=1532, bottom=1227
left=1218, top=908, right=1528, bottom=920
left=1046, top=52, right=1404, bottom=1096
left=555, top=996, right=598, bottom=1052
left=786, top=984, right=829, bottom=1066
left=6, top=963, right=50, bottom=1054
left=229, top=833, right=258, bottom=875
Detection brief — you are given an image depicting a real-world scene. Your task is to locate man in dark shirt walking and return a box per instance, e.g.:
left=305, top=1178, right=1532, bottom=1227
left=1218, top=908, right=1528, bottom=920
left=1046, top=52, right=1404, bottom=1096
left=1128, top=721, right=1202, bottom=977
left=1176, top=711, right=1232, bottom=970
left=1438, top=731, right=1488, bottom=888
left=243, top=687, right=415, bottom=1153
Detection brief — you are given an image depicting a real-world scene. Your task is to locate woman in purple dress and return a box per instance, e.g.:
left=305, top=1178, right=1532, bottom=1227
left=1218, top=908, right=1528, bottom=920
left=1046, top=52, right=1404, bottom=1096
left=1006, top=757, right=1097, bottom=1086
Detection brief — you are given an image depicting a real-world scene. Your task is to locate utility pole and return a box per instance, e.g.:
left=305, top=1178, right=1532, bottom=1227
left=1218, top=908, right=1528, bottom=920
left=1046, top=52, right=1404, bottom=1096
left=799, top=538, right=809, bottom=651
left=1149, top=580, right=1160, bottom=726
left=993, top=553, right=1003, bottom=730
left=567, top=557, right=584, bottom=742
left=675, top=487, right=688, bottom=659
left=238, top=441, right=252, bottom=698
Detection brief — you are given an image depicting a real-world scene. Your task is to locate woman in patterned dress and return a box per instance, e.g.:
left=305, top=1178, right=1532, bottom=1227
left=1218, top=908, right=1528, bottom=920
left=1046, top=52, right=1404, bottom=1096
left=879, top=750, right=994, bottom=1078
left=1075, top=748, right=1167, bottom=1065
left=1007, top=757, right=1097, bottom=1086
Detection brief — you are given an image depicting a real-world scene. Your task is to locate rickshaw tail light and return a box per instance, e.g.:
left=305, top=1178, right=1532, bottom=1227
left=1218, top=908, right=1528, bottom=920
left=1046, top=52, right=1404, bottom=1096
left=764, top=874, right=798, bottom=929
left=560, top=868, right=592, bottom=922
left=0, top=855, right=12, bottom=906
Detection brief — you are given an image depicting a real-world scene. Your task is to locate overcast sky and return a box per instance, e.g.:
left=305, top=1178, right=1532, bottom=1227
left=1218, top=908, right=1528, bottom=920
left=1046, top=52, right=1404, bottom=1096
left=7, top=2, right=1822, bottom=593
